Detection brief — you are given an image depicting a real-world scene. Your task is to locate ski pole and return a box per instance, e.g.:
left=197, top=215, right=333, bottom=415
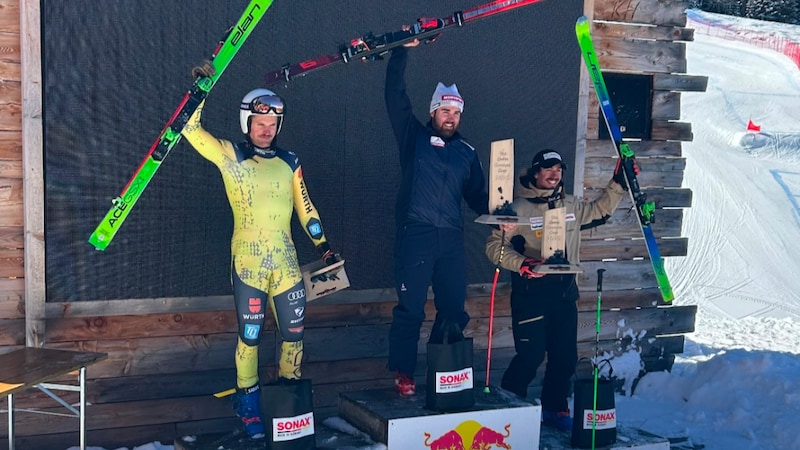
left=592, top=268, right=606, bottom=450
left=484, top=230, right=505, bottom=394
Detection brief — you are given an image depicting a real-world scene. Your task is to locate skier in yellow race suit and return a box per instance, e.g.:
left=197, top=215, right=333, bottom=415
left=183, top=62, right=339, bottom=441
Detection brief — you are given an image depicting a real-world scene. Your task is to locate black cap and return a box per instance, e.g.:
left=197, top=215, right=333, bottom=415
left=531, top=149, right=568, bottom=171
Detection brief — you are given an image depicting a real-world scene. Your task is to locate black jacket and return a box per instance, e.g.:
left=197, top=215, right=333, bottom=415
left=385, top=47, right=488, bottom=230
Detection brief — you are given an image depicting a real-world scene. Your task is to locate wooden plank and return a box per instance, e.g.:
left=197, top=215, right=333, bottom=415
left=465, top=284, right=672, bottom=316
left=582, top=236, right=688, bottom=260
left=0, top=31, right=20, bottom=66
left=577, top=305, right=695, bottom=342
left=0, top=394, right=232, bottom=437
left=22, top=0, right=46, bottom=348
left=582, top=187, right=693, bottom=208
left=583, top=157, right=685, bottom=188
left=577, top=260, right=658, bottom=291
left=0, top=101, right=21, bottom=131
left=0, top=176, right=23, bottom=202
left=0, top=317, right=24, bottom=345
left=45, top=310, right=243, bottom=342
left=0, top=158, right=21, bottom=178
left=0, top=247, right=23, bottom=277
left=0, top=0, right=21, bottom=34
left=585, top=139, right=683, bottom=158
left=577, top=287, right=670, bottom=310
left=652, top=91, right=681, bottom=120
left=594, top=0, right=688, bottom=27
left=0, top=277, right=24, bottom=316
left=653, top=73, right=709, bottom=92
left=594, top=22, right=694, bottom=42
left=581, top=207, right=683, bottom=239
left=596, top=38, right=687, bottom=74
left=47, top=333, right=278, bottom=379
left=0, top=130, right=21, bottom=159
left=652, top=120, right=694, bottom=141
left=14, top=424, right=177, bottom=450
left=0, top=79, right=20, bottom=106
left=0, top=347, right=107, bottom=396
left=0, top=225, right=22, bottom=248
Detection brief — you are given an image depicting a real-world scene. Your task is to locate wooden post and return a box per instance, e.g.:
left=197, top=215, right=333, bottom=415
left=21, top=0, right=46, bottom=347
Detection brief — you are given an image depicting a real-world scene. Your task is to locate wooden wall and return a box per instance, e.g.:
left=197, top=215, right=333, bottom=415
left=0, top=0, right=704, bottom=448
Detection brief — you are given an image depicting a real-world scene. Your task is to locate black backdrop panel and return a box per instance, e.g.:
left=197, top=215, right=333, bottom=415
left=43, top=0, right=583, bottom=301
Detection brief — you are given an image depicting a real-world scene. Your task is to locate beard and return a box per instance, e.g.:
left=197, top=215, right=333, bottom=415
left=433, top=121, right=457, bottom=138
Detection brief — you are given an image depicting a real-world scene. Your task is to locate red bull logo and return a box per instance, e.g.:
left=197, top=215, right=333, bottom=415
left=424, top=420, right=511, bottom=450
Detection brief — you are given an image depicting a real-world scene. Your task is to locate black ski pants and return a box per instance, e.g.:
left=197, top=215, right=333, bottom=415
left=501, top=272, right=579, bottom=412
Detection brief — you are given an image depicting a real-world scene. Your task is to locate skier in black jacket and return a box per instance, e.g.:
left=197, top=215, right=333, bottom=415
left=384, top=40, right=489, bottom=397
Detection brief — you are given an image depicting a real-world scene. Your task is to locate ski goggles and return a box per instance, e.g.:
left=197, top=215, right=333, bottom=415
left=244, top=95, right=285, bottom=115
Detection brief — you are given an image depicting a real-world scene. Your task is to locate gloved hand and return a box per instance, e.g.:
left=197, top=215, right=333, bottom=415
left=519, top=258, right=545, bottom=279
left=612, top=157, right=640, bottom=191
left=191, top=59, right=215, bottom=79
left=316, top=242, right=342, bottom=266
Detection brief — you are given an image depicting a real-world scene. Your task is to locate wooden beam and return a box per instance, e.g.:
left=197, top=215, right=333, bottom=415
left=653, top=73, right=709, bottom=92
left=585, top=139, right=683, bottom=158
left=594, top=0, right=688, bottom=27
left=0, top=317, right=24, bottom=345
left=652, top=120, right=694, bottom=141
left=594, top=22, right=694, bottom=41
left=582, top=236, right=688, bottom=260
left=0, top=130, right=22, bottom=159
left=21, top=0, right=45, bottom=348
left=582, top=207, right=683, bottom=239
left=652, top=91, right=681, bottom=120
left=0, top=0, right=21, bottom=34
left=0, top=247, right=22, bottom=276
left=583, top=157, right=686, bottom=188
left=596, top=38, right=687, bottom=74
left=48, top=333, right=278, bottom=379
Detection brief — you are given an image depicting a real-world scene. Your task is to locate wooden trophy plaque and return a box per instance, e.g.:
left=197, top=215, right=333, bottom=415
left=475, top=139, right=523, bottom=225
left=534, top=207, right=582, bottom=274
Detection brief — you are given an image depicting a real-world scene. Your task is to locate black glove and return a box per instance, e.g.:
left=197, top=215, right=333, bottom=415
left=316, top=242, right=342, bottom=266
left=519, top=258, right=544, bottom=279
left=191, top=59, right=215, bottom=79
left=612, top=158, right=640, bottom=191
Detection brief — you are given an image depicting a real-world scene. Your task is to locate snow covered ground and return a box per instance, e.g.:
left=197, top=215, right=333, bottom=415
left=66, top=9, right=800, bottom=450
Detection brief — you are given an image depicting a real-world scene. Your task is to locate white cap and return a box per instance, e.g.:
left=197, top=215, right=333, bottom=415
left=429, top=82, right=464, bottom=114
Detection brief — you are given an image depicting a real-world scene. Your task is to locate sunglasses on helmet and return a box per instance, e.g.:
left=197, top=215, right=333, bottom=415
left=245, top=95, right=285, bottom=115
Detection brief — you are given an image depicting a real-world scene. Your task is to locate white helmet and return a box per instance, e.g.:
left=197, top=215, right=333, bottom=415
left=240, top=88, right=285, bottom=135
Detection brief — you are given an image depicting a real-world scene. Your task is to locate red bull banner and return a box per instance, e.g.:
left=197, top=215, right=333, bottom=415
left=386, top=404, right=541, bottom=449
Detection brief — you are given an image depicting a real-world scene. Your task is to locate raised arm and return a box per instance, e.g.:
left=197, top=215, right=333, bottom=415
left=384, top=47, right=421, bottom=152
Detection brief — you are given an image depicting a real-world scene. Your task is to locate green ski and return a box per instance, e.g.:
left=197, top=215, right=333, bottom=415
left=575, top=16, right=674, bottom=302
left=89, top=0, right=274, bottom=251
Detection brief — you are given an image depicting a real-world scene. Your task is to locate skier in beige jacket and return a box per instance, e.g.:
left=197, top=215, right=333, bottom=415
left=485, top=148, right=632, bottom=431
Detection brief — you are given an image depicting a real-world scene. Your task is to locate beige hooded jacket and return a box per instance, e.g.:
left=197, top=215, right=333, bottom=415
left=485, top=167, right=627, bottom=273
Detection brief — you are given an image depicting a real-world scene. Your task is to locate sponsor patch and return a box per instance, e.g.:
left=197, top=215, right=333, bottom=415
left=430, top=136, right=445, bottom=147
left=244, top=324, right=261, bottom=340
left=248, top=297, right=261, bottom=313
left=273, top=412, right=314, bottom=442
left=306, top=218, right=323, bottom=239
left=435, top=368, right=473, bottom=393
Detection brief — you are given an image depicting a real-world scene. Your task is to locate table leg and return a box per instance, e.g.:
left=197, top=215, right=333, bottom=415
left=80, top=366, right=86, bottom=450
left=7, top=393, right=13, bottom=450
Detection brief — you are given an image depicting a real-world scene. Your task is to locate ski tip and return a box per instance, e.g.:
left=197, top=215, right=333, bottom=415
left=576, top=15, right=589, bottom=25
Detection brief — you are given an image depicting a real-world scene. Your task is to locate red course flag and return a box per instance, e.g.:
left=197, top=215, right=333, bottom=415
left=747, top=119, right=761, bottom=132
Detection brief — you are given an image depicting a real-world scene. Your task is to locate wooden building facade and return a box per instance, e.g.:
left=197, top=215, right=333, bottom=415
left=0, top=0, right=704, bottom=448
